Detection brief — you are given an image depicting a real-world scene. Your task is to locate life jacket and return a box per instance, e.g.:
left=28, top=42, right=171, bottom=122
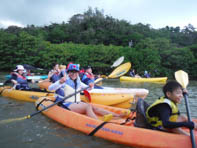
left=146, top=97, right=179, bottom=128
left=81, top=72, right=94, bottom=85
left=12, top=73, right=30, bottom=90
left=130, top=71, right=135, bottom=77
left=79, top=69, right=85, bottom=80
left=50, top=72, right=62, bottom=83
left=55, top=77, right=81, bottom=103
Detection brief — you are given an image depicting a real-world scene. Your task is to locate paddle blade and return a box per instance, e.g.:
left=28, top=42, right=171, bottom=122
left=23, top=64, right=37, bottom=70
left=0, top=116, right=28, bottom=125
left=108, top=62, right=131, bottom=78
left=83, top=90, right=91, bottom=102
left=94, top=78, right=103, bottom=83
left=175, top=70, right=189, bottom=89
left=111, top=56, right=124, bottom=68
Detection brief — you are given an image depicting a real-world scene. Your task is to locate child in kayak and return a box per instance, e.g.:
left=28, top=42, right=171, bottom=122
left=48, top=64, right=126, bottom=120
left=10, top=65, right=30, bottom=90
left=48, top=63, right=62, bottom=83
left=146, top=81, right=197, bottom=135
left=81, top=66, right=103, bottom=89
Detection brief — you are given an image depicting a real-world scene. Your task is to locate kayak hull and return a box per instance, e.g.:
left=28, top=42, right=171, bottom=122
left=38, top=81, right=149, bottom=99
left=5, top=75, right=48, bottom=80
left=120, top=76, right=168, bottom=83
left=35, top=97, right=197, bottom=148
left=0, top=86, right=134, bottom=108
left=0, top=86, right=53, bottom=102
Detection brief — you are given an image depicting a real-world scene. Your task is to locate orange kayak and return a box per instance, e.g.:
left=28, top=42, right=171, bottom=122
left=35, top=96, right=197, bottom=148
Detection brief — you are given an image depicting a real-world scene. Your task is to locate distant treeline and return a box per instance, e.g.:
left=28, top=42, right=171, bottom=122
left=0, top=8, right=197, bottom=79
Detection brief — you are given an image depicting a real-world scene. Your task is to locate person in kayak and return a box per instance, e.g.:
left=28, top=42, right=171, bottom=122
left=144, top=70, right=151, bottom=78
left=146, top=81, right=197, bottom=135
left=129, top=69, right=141, bottom=78
left=10, top=65, right=30, bottom=90
left=48, top=63, right=62, bottom=83
left=48, top=63, right=125, bottom=120
left=81, top=66, right=103, bottom=89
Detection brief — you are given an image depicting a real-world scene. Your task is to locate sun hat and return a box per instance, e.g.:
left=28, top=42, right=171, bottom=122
left=14, top=65, right=25, bottom=71
left=67, top=64, right=80, bottom=72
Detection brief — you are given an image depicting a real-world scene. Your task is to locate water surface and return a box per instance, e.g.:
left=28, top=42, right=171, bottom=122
left=0, top=73, right=197, bottom=148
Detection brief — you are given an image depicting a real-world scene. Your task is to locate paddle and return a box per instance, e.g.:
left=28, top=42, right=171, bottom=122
left=94, top=62, right=131, bottom=84
left=0, top=63, right=129, bottom=124
left=111, top=56, right=124, bottom=68
left=108, top=62, right=131, bottom=78
left=175, top=70, right=196, bottom=148
left=83, top=90, right=91, bottom=102
left=23, top=64, right=45, bottom=71
left=101, top=56, right=125, bottom=78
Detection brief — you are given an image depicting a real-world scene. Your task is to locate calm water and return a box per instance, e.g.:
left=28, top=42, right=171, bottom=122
left=0, top=72, right=197, bottom=148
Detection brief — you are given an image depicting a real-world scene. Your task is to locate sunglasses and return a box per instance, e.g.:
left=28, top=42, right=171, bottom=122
left=69, top=70, right=79, bottom=73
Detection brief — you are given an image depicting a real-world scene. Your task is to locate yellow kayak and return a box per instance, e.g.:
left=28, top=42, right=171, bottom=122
left=0, top=86, right=53, bottom=102
left=120, top=76, right=167, bottom=83
left=38, top=81, right=149, bottom=99
left=0, top=86, right=134, bottom=108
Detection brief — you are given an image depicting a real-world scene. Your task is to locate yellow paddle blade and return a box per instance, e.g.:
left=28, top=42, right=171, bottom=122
left=108, top=62, right=131, bottom=78
left=175, top=70, right=189, bottom=89
left=0, top=116, right=29, bottom=125
left=94, top=78, right=103, bottom=83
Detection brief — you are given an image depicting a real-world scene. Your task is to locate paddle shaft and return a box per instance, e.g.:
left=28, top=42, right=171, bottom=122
left=183, top=93, right=196, bottom=148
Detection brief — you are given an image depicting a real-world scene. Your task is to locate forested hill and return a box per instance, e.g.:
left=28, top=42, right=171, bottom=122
left=0, top=8, right=197, bottom=79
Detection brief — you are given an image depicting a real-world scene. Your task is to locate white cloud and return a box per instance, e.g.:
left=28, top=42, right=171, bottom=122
left=0, top=20, right=25, bottom=28
left=0, top=0, right=197, bottom=29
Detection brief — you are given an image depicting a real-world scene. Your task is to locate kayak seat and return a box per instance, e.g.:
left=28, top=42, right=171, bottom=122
left=134, top=98, right=151, bottom=129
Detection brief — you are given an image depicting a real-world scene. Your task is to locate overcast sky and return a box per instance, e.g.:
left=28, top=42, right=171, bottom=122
left=0, top=0, right=197, bottom=29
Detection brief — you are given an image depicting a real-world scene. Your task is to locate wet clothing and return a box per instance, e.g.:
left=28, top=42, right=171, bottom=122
left=146, top=97, right=194, bottom=129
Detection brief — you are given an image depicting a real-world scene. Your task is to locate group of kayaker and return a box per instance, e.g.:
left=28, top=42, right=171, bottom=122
left=7, top=64, right=197, bottom=136
left=8, top=63, right=100, bottom=90
left=48, top=63, right=127, bottom=120
left=129, top=69, right=151, bottom=78
left=8, top=63, right=125, bottom=120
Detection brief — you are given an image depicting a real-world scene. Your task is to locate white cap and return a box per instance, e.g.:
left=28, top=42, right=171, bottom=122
left=14, top=65, right=25, bottom=71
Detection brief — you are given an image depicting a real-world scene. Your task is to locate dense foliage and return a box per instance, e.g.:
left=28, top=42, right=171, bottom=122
left=0, top=8, right=197, bottom=79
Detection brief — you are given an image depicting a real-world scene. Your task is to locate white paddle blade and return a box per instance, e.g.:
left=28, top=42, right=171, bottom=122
left=111, top=56, right=124, bottom=68
left=0, top=83, right=4, bottom=85
left=175, top=70, right=189, bottom=89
